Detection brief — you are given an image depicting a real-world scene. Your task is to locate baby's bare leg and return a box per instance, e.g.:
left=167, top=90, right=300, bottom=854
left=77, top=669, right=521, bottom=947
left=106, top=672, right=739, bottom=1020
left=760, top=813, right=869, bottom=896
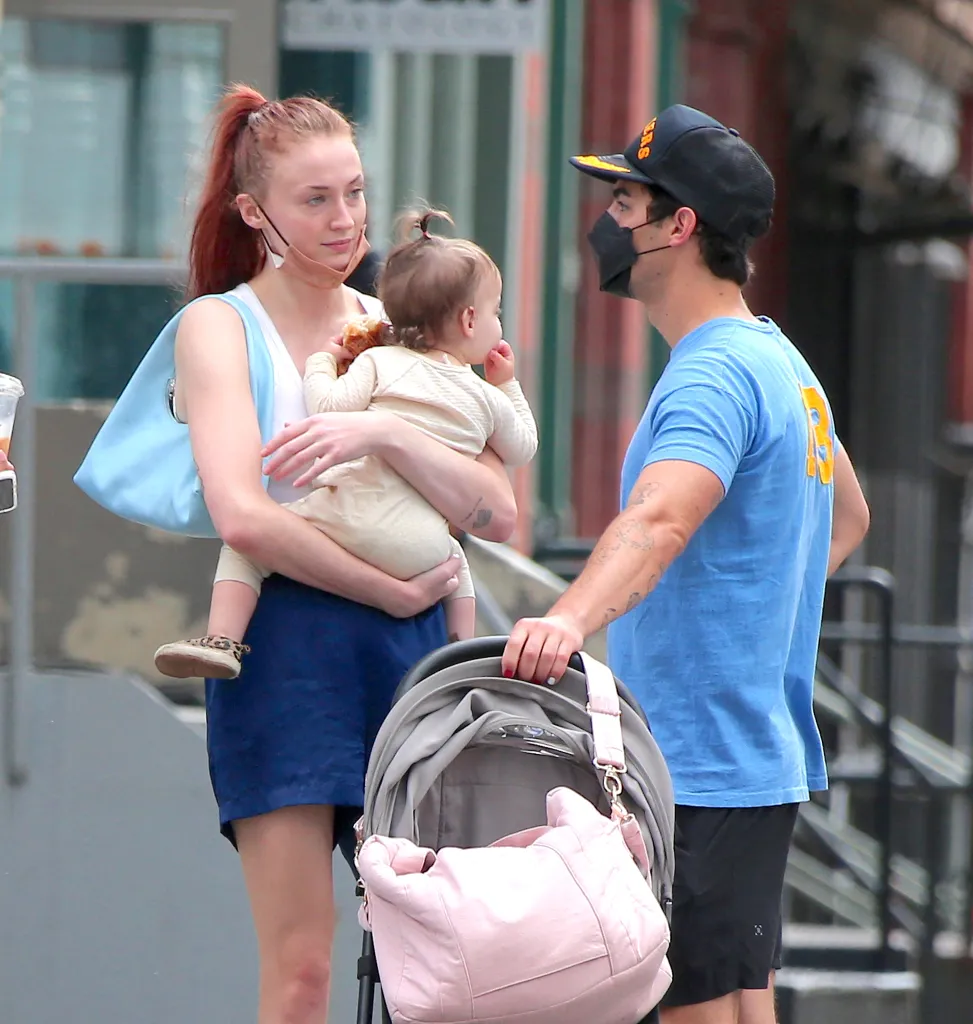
left=445, top=596, right=476, bottom=642
left=444, top=539, right=476, bottom=642
left=154, top=546, right=265, bottom=680
left=209, top=580, right=260, bottom=643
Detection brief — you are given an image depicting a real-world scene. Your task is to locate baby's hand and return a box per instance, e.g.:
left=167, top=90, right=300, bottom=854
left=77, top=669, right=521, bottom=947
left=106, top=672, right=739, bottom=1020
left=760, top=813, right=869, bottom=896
left=319, top=335, right=352, bottom=365
left=484, top=341, right=516, bottom=386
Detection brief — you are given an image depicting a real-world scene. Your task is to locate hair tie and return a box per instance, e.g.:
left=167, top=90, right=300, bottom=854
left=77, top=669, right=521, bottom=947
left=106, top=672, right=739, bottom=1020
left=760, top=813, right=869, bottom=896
left=247, top=100, right=270, bottom=127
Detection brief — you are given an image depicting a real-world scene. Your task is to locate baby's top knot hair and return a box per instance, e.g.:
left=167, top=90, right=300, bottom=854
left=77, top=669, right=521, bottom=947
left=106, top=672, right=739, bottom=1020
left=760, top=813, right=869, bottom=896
left=409, top=208, right=453, bottom=243
left=378, top=205, right=500, bottom=353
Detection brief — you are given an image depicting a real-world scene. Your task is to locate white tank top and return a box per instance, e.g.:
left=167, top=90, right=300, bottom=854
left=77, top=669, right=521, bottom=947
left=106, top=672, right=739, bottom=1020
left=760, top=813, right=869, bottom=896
left=229, top=283, right=383, bottom=505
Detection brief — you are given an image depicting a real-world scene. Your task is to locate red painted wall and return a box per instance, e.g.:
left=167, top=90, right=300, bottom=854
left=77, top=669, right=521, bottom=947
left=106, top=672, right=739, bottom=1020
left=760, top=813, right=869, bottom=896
left=568, top=0, right=793, bottom=539
left=571, top=0, right=658, bottom=537
left=685, top=0, right=791, bottom=328
left=949, top=93, right=973, bottom=430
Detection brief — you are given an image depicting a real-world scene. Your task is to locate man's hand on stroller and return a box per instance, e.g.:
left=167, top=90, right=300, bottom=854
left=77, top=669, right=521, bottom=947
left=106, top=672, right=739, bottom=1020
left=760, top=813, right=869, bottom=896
left=502, top=613, right=584, bottom=685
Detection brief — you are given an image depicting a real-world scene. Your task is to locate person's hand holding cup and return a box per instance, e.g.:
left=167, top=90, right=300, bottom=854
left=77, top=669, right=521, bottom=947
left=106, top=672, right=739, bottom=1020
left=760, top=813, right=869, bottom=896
left=0, top=373, right=24, bottom=513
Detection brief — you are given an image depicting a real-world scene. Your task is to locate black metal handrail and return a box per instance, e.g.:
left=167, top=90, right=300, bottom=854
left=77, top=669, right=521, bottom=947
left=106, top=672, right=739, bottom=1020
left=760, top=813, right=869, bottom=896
left=815, top=596, right=973, bottom=963
left=825, top=566, right=897, bottom=971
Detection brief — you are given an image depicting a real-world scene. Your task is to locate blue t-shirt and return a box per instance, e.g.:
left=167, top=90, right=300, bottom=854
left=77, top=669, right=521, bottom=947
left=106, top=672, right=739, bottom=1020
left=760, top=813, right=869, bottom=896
left=607, top=317, right=833, bottom=807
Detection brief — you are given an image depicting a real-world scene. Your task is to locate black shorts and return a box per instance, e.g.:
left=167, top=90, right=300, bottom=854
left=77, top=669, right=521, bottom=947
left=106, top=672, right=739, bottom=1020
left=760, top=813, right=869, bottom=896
left=661, top=803, right=799, bottom=1008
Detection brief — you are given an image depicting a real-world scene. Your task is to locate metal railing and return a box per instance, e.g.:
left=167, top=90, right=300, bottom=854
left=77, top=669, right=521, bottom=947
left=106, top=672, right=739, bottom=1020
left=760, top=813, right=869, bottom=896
left=812, top=595, right=973, bottom=963
left=820, top=567, right=898, bottom=970
left=0, top=257, right=186, bottom=786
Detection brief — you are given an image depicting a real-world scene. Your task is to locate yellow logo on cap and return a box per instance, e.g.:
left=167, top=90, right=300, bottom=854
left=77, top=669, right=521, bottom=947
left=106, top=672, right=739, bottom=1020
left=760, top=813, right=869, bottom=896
left=574, top=154, right=632, bottom=175
left=637, top=117, right=657, bottom=160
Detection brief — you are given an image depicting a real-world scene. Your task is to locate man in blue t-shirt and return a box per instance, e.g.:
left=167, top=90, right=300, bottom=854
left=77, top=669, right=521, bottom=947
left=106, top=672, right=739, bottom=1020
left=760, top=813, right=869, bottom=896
left=503, top=106, right=870, bottom=1022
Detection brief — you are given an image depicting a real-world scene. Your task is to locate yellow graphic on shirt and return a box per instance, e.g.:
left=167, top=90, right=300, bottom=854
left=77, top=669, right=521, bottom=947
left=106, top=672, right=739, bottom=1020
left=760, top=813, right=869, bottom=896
left=802, top=386, right=834, bottom=485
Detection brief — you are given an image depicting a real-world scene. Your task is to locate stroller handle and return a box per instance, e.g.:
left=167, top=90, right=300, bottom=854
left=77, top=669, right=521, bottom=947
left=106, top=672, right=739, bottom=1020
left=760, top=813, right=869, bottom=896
left=393, top=635, right=649, bottom=726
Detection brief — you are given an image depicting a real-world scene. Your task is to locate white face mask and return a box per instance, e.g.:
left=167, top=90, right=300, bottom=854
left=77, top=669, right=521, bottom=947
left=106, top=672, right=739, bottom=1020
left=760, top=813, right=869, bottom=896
left=256, top=202, right=370, bottom=290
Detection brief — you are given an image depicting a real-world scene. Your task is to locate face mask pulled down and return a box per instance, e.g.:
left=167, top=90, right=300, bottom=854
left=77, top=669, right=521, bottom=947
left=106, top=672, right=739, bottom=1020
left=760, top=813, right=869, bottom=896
left=587, top=211, right=671, bottom=299
left=258, top=204, right=370, bottom=290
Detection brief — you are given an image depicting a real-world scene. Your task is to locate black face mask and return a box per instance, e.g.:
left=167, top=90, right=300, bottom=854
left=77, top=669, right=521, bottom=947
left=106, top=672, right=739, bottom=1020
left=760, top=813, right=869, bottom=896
left=587, top=211, right=671, bottom=298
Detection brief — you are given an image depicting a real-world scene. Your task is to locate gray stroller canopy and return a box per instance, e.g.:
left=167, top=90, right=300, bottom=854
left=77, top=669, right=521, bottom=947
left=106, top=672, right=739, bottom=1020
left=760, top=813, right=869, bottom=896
left=360, top=637, right=676, bottom=908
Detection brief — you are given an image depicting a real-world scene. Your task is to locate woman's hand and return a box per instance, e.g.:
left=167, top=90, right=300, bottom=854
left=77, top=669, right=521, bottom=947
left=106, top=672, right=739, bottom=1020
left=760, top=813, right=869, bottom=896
left=0, top=452, right=13, bottom=473
left=262, top=411, right=396, bottom=486
left=380, top=554, right=463, bottom=618
left=263, top=408, right=517, bottom=542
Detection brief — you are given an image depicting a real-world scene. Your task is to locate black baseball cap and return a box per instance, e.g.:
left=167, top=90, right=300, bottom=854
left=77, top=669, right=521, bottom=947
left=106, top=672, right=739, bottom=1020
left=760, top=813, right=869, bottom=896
left=570, top=104, right=774, bottom=243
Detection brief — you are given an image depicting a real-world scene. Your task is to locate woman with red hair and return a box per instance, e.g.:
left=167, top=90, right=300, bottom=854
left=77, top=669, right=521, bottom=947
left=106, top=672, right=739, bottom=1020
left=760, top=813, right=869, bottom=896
left=170, top=85, right=515, bottom=1022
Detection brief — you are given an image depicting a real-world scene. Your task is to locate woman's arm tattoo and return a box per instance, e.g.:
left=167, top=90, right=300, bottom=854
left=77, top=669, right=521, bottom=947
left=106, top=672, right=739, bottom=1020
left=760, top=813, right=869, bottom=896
left=463, top=496, right=493, bottom=529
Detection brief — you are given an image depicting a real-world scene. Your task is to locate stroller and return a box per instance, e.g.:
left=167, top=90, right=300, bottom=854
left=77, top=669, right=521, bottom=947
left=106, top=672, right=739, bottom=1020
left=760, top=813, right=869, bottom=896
left=353, top=636, right=676, bottom=1024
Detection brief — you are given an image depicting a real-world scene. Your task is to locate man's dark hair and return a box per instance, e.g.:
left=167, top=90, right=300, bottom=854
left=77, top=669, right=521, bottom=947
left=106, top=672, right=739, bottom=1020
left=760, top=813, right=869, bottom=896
left=646, top=185, right=755, bottom=286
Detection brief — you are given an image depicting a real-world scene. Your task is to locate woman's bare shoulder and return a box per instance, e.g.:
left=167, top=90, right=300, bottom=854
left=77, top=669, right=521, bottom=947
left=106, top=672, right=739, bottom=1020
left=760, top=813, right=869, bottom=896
left=178, top=295, right=247, bottom=339
left=175, top=296, right=249, bottom=367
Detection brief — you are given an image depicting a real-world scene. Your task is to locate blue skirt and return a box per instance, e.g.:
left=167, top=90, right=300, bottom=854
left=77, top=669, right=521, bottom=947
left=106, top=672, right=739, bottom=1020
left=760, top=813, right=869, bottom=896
left=205, top=574, right=447, bottom=850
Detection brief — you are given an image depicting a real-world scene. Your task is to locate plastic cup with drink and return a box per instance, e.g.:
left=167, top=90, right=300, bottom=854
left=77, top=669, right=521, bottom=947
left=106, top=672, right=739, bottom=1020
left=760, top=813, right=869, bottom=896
left=0, top=372, right=24, bottom=513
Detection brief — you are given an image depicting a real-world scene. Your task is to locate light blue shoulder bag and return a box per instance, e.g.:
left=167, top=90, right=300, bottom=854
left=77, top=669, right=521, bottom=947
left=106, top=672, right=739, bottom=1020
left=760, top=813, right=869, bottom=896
left=74, top=292, right=275, bottom=538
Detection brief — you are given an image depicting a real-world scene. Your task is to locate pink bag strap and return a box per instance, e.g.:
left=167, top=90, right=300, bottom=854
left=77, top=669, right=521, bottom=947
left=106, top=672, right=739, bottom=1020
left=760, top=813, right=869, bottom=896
left=578, top=652, right=639, bottom=835
left=578, top=652, right=626, bottom=772
left=620, top=814, right=651, bottom=877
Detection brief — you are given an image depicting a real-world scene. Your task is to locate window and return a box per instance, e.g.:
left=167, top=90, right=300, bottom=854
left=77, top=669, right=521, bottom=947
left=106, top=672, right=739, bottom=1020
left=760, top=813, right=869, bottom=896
left=0, top=19, right=224, bottom=399
left=281, top=47, right=513, bottom=264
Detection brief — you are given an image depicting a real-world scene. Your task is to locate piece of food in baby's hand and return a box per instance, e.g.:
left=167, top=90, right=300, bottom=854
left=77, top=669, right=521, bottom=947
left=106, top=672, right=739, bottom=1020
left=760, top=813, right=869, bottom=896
left=338, top=316, right=388, bottom=376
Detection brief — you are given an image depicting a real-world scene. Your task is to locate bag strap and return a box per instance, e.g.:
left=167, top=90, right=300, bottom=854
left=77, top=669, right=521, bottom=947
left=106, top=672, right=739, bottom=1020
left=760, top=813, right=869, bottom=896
left=579, top=651, right=632, bottom=822
left=578, top=651, right=626, bottom=772
left=208, top=292, right=277, bottom=448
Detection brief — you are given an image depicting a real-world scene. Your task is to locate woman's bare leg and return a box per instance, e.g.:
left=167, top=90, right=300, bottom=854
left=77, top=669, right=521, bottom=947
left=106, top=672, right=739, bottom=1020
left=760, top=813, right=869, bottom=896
left=235, top=805, right=337, bottom=1024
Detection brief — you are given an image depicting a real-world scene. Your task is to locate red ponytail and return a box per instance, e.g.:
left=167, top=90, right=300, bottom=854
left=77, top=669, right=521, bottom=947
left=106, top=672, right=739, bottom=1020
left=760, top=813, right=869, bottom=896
left=187, top=85, right=266, bottom=300
left=186, top=84, right=353, bottom=301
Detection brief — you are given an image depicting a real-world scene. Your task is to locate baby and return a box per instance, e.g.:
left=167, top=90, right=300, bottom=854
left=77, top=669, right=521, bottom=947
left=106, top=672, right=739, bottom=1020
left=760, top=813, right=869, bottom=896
left=155, top=210, right=538, bottom=679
